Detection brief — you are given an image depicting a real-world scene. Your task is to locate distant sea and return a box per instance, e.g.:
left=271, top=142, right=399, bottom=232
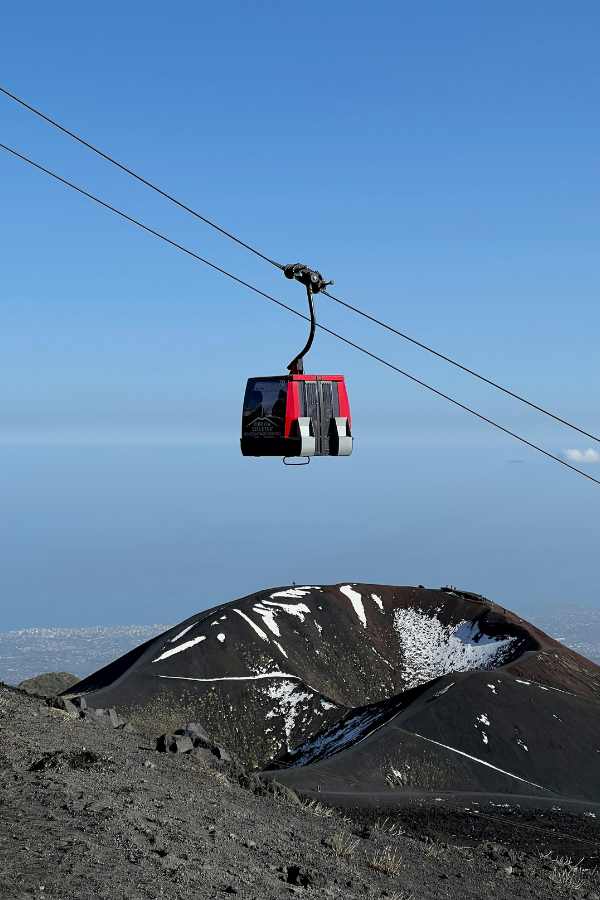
left=535, top=607, right=600, bottom=667
left=0, top=607, right=599, bottom=686
left=0, top=624, right=170, bottom=685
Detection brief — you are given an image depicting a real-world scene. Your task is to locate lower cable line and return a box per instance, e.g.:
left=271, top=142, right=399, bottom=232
left=1, top=141, right=599, bottom=489
left=322, top=289, right=600, bottom=445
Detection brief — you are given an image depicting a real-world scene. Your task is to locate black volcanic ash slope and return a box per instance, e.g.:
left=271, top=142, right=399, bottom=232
left=265, top=595, right=600, bottom=803
left=270, top=667, right=600, bottom=803
left=64, top=584, right=567, bottom=769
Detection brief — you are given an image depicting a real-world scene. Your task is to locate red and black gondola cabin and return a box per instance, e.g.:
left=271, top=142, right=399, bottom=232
left=241, top=374, right=352, bottom=457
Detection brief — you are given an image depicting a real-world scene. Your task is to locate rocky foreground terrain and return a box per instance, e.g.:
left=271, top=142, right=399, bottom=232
left=1, top=681, right=600, bottom=900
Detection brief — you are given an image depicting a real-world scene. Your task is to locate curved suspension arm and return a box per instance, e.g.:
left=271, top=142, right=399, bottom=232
left=287, top=283, right=316, bottom=374
left=284, top=263, right=332, bottom=374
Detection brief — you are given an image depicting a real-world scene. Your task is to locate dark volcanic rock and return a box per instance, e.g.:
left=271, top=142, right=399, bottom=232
left=55, top=696, right=81, bottom=717
left=63, top=583, right=600, bottom=791
left=156, top=733, right=195, bottom=754
left=18, top=671, right=78, bottom=696
left=178, top=721, right=211, bottom=745
left=50, top=695, right=131, bottom=731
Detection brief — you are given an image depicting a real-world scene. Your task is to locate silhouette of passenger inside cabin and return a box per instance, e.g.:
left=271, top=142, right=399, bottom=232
left=272, top=389, right=286, bottom=421
left=245, top=389, right=263, bottom=426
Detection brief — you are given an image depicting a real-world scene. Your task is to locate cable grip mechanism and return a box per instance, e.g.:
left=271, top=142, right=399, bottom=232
left=283, top=262, right=333, bottom=295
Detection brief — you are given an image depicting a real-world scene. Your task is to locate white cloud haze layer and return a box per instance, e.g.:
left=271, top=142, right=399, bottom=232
left=565, top=448, right=600, bottom=464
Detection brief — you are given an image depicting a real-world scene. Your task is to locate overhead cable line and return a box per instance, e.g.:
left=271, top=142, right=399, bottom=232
left=0, top=85, right=282, bottom=270
left=2, top=141, right=599, bottom=490
left=321, top=287, right=600, bottom=445
left=2, top=84, right=598, bottom=446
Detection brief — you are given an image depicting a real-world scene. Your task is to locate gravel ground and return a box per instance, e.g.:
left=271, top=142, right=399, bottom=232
left=1, top=683, right=599, bottom=900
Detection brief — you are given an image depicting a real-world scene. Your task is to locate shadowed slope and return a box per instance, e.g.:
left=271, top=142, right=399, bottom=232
left=270, top=668, right=600, bottom=802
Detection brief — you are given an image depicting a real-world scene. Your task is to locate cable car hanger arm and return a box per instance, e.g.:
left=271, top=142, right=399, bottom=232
left=284, top=263, right=333, bottom=374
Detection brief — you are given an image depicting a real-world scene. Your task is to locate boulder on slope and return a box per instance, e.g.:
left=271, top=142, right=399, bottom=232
left=19, top=672, right=79, bottom=697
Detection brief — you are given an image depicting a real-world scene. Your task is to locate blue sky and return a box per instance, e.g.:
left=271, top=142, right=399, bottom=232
left=1, top=2, right=599, bottom=628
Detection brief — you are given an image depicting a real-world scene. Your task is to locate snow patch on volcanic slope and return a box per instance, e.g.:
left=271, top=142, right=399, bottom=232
left=152, top=635, right=206, bottom=662
left=273, top=641, right=288, bottom=658
left=264, top=679, right=332, bottom=750
left=265, top=681, right=312, bottom=748
left=230, top=592, right=319, bottom=658
left=281, top=704, right=388, bottom=765
left=339, top=585, right=367, bottom=628
left=170, top=622, right=198, bottom=643
left=270, top=587, right=321, bottom=601
left=252, top=604, right=281, bottom=637
left=233, top=609, right=269, bottom=641
left=371, top=594, right=384, bottom=612
left=393, top=608, right=519, bottom=689
left=263, top=599, right=311, bottom=621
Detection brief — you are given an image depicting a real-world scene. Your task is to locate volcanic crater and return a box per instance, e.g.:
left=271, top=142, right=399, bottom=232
left=64, top=581, right=600, bottom=803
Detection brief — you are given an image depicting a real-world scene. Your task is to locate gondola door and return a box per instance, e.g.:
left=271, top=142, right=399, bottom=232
left=300, top=378, right=339, bottom=455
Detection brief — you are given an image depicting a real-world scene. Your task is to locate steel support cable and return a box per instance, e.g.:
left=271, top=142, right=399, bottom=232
left=321, top=288, right=600, bottom=445
left=3, top=83, right=598, bottom=446
left=2, top=141, right=600, bottom=490
left=0, top=85, right=282, bottom=270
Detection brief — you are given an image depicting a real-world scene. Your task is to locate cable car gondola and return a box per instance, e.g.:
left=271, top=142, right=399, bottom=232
left=241, top=264, right=353, bottom=460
